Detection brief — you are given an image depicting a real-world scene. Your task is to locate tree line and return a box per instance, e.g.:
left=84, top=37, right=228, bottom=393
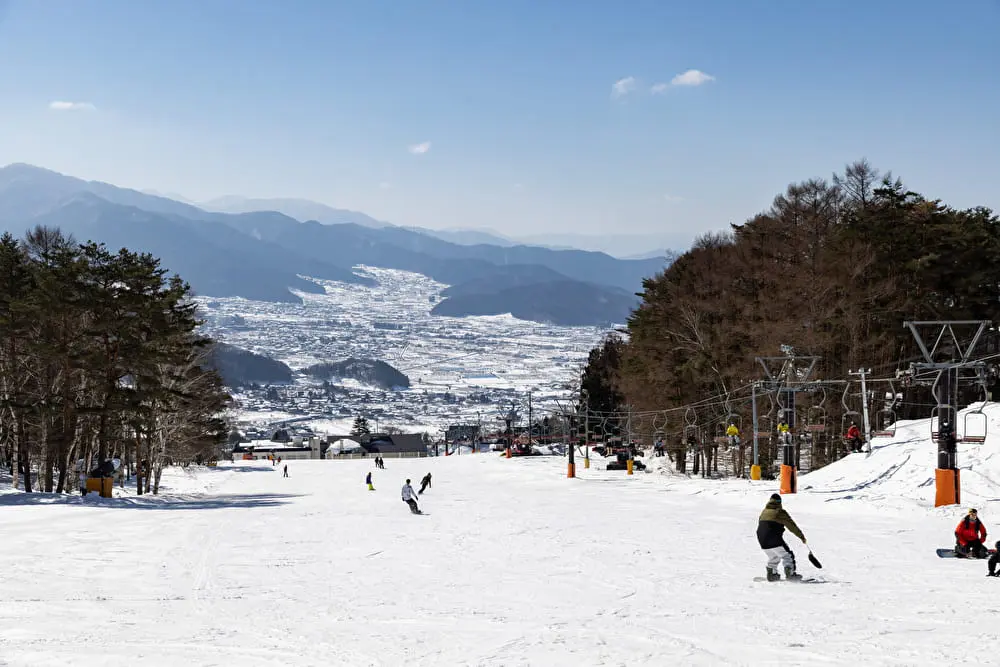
left=0, top=228, right=230, bottom=494
left=579, top=160, right=1000, bottom=472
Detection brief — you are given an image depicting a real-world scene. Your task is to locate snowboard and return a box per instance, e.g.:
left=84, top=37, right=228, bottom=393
left=936, top=547, right=993, bottom=559
left=753, top=577, right=825, bottom=584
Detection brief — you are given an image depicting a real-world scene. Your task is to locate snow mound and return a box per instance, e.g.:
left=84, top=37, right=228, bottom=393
left=801, top=401, right=1000, bottom=511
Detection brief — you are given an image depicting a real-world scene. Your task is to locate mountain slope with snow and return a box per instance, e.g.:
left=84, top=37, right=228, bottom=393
left=4, top=424, right=1000, bottom=666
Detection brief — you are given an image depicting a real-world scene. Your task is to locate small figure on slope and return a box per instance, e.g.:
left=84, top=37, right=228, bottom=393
left=419, top=473, right=432, bottom=495
left=757, top=493, right=807, bottom=581
left=366, top=471, right=375, bottom=491
left=845, top=422, right=862, bottom=453
left=283, top=464, right=289, bottom=478
left=955, top=508, right=988, bottom=558
left=402, top=478, right=421, bottom=514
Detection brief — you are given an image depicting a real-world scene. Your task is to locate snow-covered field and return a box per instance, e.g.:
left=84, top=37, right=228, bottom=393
left=5, top=406, right=1000, bottom=665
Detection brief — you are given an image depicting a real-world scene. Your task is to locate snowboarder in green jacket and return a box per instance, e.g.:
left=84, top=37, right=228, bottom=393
left=756, top=493, right=807, bottom=581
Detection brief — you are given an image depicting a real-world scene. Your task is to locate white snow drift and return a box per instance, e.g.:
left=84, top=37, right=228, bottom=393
left=2, top=405, right=1000, bottom=665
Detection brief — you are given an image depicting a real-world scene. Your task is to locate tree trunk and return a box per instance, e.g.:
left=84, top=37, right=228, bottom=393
left=11, top=411, right=20, bottom=490
left=134, top=433, right=143, bottom=496
left=19, top=415, right=32, bottom=493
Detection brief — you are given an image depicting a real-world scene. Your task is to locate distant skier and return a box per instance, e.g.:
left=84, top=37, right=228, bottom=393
left=955, top=508, right=988, bottom=558
left=283, top=464, right=289, bottom=478
left=726, top=423, right=740, bottom=447
left=756, top=493, right=807, bottom=581
left=419, top=473, right=432, bottom=495
left=366, top=471, right=375, bottom=491
left=401, top=479, right=421, bottom=514
left=846, top=422, right=862, bottom=453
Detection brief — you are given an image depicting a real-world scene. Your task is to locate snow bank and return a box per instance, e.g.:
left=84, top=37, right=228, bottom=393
left=5, top=422, right=1000, bottom=665
left=801, top=401, right=1000, bottom=512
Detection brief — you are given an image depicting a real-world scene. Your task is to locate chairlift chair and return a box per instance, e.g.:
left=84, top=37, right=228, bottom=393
left=873, top=385, right=901, bottom=438
left=962, top=393, right=988, bottom=443
left=872, top=409, right=897, bottom=438
left=754, top=414, right=773, bottom=439
left=930, top=404, right=957, bottom=442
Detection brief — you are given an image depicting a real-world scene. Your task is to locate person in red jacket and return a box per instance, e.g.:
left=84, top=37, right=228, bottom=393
left=845, top=422, right=862, bottom=453
left=956, top=508, right=988, bottom=558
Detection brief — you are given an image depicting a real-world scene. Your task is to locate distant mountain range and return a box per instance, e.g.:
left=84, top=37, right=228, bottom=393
left=201, top=195, right=393, bottom=229
left=0, top=163, right=669, bottom=325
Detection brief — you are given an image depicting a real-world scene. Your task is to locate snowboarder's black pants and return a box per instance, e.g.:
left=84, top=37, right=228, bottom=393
left=988, top=551, right=1000, bottom=575
left=406, top=498, right=420, bottom=514
left=419, top=482, right=428, bottom=494
left=958, top=540, right=988, bottom=558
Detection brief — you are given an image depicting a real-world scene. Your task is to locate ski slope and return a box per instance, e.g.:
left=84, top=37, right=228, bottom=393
left=3, top=408, right=1000, bottom=666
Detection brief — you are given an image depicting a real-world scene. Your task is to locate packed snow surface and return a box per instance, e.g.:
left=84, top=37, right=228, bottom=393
left=5, top=406, right=1000, bottom=665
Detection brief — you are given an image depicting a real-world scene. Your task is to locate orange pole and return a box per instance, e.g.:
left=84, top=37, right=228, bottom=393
left=567, top=462, right=576, bottom=478
left=779, top=464, right=797, bottom=494
left=935, top=468, right=960, bottom=507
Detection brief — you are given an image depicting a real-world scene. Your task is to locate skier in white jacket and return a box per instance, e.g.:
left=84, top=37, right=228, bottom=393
left=401, top=479, right=421, bottom=514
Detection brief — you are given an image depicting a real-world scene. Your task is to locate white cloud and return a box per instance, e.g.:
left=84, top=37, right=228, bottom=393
left=611, top=76, right=636, bottom=98
left=650, top=83, right=669, bottom=94
left=670, top=69, right=715, bottom=87
left=379, top=182, right=392, bottom=190
left=663, top=193, right=684, bottom=203
left=408, top=141, right=431, bottom=155
left=49, top=101, right=96, bottom=111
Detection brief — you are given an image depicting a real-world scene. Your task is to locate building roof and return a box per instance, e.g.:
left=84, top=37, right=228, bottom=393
left=362, top=434, right=427, bottom=454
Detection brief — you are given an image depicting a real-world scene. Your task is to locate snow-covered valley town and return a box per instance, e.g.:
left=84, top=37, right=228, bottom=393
left=197, top=266, right=613, bottom=439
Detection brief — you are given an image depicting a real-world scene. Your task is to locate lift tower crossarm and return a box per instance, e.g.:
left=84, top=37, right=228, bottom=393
left=903, top=321, right=989, bottom=364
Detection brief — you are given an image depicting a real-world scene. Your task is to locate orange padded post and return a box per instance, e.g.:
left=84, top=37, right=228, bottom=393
left=779, top=464, right=797, bottom=494
left=935, top=468, right=960, bottom=507
left=567, top=462, right=575, bottom=478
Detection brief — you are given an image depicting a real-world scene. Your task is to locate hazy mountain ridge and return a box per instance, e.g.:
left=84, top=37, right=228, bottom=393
left=0, top=163, right=669, bottom=325
left=431, top=280, right=636, bottom=326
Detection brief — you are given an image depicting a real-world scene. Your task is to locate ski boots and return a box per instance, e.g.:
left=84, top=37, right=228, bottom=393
left=765, top=568, right=780, bottom=582
left=784, top=567, right=803, bottom=581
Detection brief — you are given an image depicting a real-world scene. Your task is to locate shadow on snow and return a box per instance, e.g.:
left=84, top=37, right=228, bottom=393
left=0, top=491, right=301, bottom=510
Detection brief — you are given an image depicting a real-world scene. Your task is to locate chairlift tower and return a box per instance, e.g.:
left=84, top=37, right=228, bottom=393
left=753, top=346, right=820, bottom=491
left=903, top=320, right=991, bottom=507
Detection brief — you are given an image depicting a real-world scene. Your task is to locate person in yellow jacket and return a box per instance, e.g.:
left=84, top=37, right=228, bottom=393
left=726, top=423, right=740, bottom=446
left=777, top=421, right=790, bottom=445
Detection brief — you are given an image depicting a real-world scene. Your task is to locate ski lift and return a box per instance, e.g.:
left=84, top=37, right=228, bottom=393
left=929, top=373, right=956, bottom=443
left=840, top=383, right=862, bottom=440
left=873, top=382, right=902, bottom=438
left=962, top=386, right=989, bottom=444
left=754, top=391, right=775, bottom=438
left=716, top=394, right=744, bottom=445
left=683, top=407, right=699, bottom=447
left=804, top=386, right=828, bottom=434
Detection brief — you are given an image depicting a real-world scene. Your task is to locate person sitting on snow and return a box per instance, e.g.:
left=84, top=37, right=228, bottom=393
left=757, top=493, right=807, bottom=581
left=956, top=508, right=988, bottom=558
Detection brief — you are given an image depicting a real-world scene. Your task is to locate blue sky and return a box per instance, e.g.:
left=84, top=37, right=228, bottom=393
left=0, top=0, right=997, bottom=248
